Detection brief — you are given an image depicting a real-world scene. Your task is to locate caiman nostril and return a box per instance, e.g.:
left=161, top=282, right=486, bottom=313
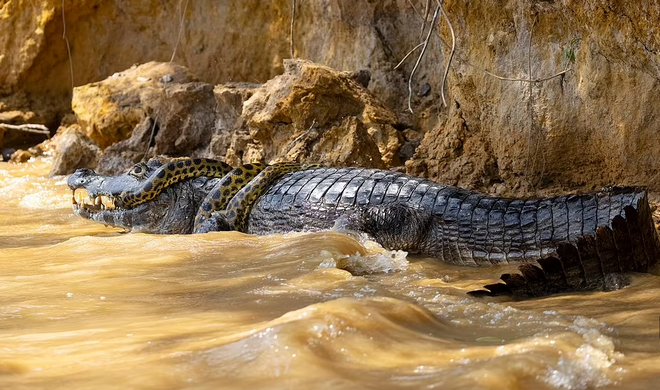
left=67, top=168, right=96, bottom=189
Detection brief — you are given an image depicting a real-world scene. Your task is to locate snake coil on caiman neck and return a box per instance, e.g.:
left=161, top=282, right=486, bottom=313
left=117, top=158, right=233, bottom=208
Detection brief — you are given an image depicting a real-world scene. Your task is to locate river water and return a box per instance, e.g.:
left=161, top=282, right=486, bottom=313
left=2, top=158, right=660, bottom=390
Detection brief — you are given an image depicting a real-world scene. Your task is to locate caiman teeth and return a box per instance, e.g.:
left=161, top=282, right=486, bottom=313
left=73, top=188, right=89, bottom=205
left=71, top=189, right=117, bottom=211
left=100, top=195, right=116, bottom=210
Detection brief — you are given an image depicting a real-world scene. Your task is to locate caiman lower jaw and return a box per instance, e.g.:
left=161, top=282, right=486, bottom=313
left=72, top=188, right=118, bottom=213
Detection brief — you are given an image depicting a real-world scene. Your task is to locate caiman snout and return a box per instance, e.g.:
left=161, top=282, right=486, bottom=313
left=67, top=168, right=97, bottom=190
left=67, top=168, right=119, bottom=213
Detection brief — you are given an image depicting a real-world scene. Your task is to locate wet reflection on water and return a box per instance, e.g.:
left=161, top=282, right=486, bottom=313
left=1, top=159, right=660, bottom=389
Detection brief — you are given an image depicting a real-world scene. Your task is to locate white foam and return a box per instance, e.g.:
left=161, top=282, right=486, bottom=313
left=318, top=239, right=408, bottom=275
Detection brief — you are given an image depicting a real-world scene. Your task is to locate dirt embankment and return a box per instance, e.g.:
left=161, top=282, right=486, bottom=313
left=2, top=1, right=660, bottom=196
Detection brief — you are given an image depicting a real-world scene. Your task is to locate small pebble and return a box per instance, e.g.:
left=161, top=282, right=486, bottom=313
left=417, top=82, right=431, bottom=97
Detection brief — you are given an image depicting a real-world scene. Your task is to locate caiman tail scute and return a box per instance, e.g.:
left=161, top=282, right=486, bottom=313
left=472, top=188, right=660, bottom=297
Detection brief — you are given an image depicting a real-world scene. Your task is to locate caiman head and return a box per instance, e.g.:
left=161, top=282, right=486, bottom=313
left=67, top=158, right=216, bottom=234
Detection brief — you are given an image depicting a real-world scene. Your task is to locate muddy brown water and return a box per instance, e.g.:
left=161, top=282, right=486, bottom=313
left=2, top=159, right=660, bottom=390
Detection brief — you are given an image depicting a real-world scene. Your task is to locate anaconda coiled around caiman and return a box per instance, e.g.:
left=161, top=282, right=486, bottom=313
left=67, top=158, right=660, bottom=297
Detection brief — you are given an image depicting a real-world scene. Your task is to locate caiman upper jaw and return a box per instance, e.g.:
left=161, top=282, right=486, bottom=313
left=67, top=168, right=96, bottom=190
left=68, top=168, right=119, bottom=213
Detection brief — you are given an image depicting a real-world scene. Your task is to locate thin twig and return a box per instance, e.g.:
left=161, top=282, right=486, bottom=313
left=481, top=68, right=570, bottom=82
left=0, top=123, right=50, bottom=136
left=289, top=119, right=318, bottom=148
left=420, top=0, right=431, bottom=39
left=394, top=42, right=425, bottom=70
left=170, top=0, right=189, bottom=62
left=290, top=0, right=296, bottom=58
left=407, top=3, right=441, bottom=113
left=526, top=15, right=535, bottom=182
left=438, top=1, right=454, bottom=107
left=142, top=118, right=158, bottom=161
left=405, top=0, right=423, bottom=20
left=527, top=14, right=536, bottom=102
left=443, top=37, right=570, bottom=83
left=406, top=4, right=572, bottom=84
left=61, top=0, right=74, bottom=92
left=525, top=14, right=545, bottom=191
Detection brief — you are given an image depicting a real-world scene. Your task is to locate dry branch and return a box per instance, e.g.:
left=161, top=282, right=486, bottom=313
left=171, top=0, right=190, bottom=62
left=438, top=1, right=454, bottom=107
left=61, top=0, right=74, bottom=91
left=290, top=0, right=296, bottom=58
left=407, top=3, right=441, bottom=113
left=0, top=123, right=50, bottom=136
left=406, top=0, right=423, bottom=20
left=421, top=0, right=431, bottom=39
left=403, top=1, right=573, bottom=88
left=394, top=42, right=425, bottom=70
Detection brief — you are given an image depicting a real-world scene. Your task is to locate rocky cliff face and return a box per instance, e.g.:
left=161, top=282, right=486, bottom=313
left=66, top=60, right=402, bottom=175
left=2, top=0, right=660, bottom=195
left=407, top=1, right=660, bottom=195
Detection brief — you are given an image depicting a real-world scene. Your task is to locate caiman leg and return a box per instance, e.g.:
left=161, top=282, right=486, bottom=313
left=193, top=163, right=267, bottom=233
left=118, top=158, right=233, bottom=208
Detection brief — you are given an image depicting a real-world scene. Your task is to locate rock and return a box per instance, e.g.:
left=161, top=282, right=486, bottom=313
left=0, top=0, right=418, bottom=134
left=0, top=110, right=36, bottom=124
left=94, top=76, right=261, bottom=174
left=286, top=116, right=385, bottom=168
left=48, top=125, right=100, bottom=176
left=398, top=129, right=422, bottom=163
left=0, top=106, right=51, bottom=151
left=9, top=149, right=31, bottom=163
left=242, top=59, right=402, bottom=168
left=92, top=60, right=402, bottom=174
left=72, top=62, right=197, bottom=149
left=405, top=1, right=660, bottom=194
left=407, top=102, right=501, bottom=191
left=7, top=124, right=100, bottom=173
left=95, top=117, right=154, bottom=175
left=8, top=144, right=44, bottom=164
left=0, top=127, right=50, bottom=152
left=210, top=83, right=260, bottom=167
left=347, top=69, right=371, bottom=88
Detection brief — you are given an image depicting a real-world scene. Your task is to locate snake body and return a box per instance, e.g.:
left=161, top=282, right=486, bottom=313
left=118, top=158, right=233, bottom=208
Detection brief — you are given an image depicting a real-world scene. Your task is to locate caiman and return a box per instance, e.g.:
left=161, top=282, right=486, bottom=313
left=67, top=157, right=660, bottom=297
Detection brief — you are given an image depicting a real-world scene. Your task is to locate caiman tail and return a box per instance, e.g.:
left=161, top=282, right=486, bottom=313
left=469, top=188, right=660, bottom=296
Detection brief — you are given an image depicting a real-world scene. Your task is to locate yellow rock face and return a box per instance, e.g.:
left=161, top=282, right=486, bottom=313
left=244, top=60, right=402, bottom=168
left=71, top=62, right=196, bottom=149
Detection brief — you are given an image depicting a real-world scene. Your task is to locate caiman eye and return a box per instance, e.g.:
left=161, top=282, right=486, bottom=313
left=128, top=163, right=148, bottom=179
